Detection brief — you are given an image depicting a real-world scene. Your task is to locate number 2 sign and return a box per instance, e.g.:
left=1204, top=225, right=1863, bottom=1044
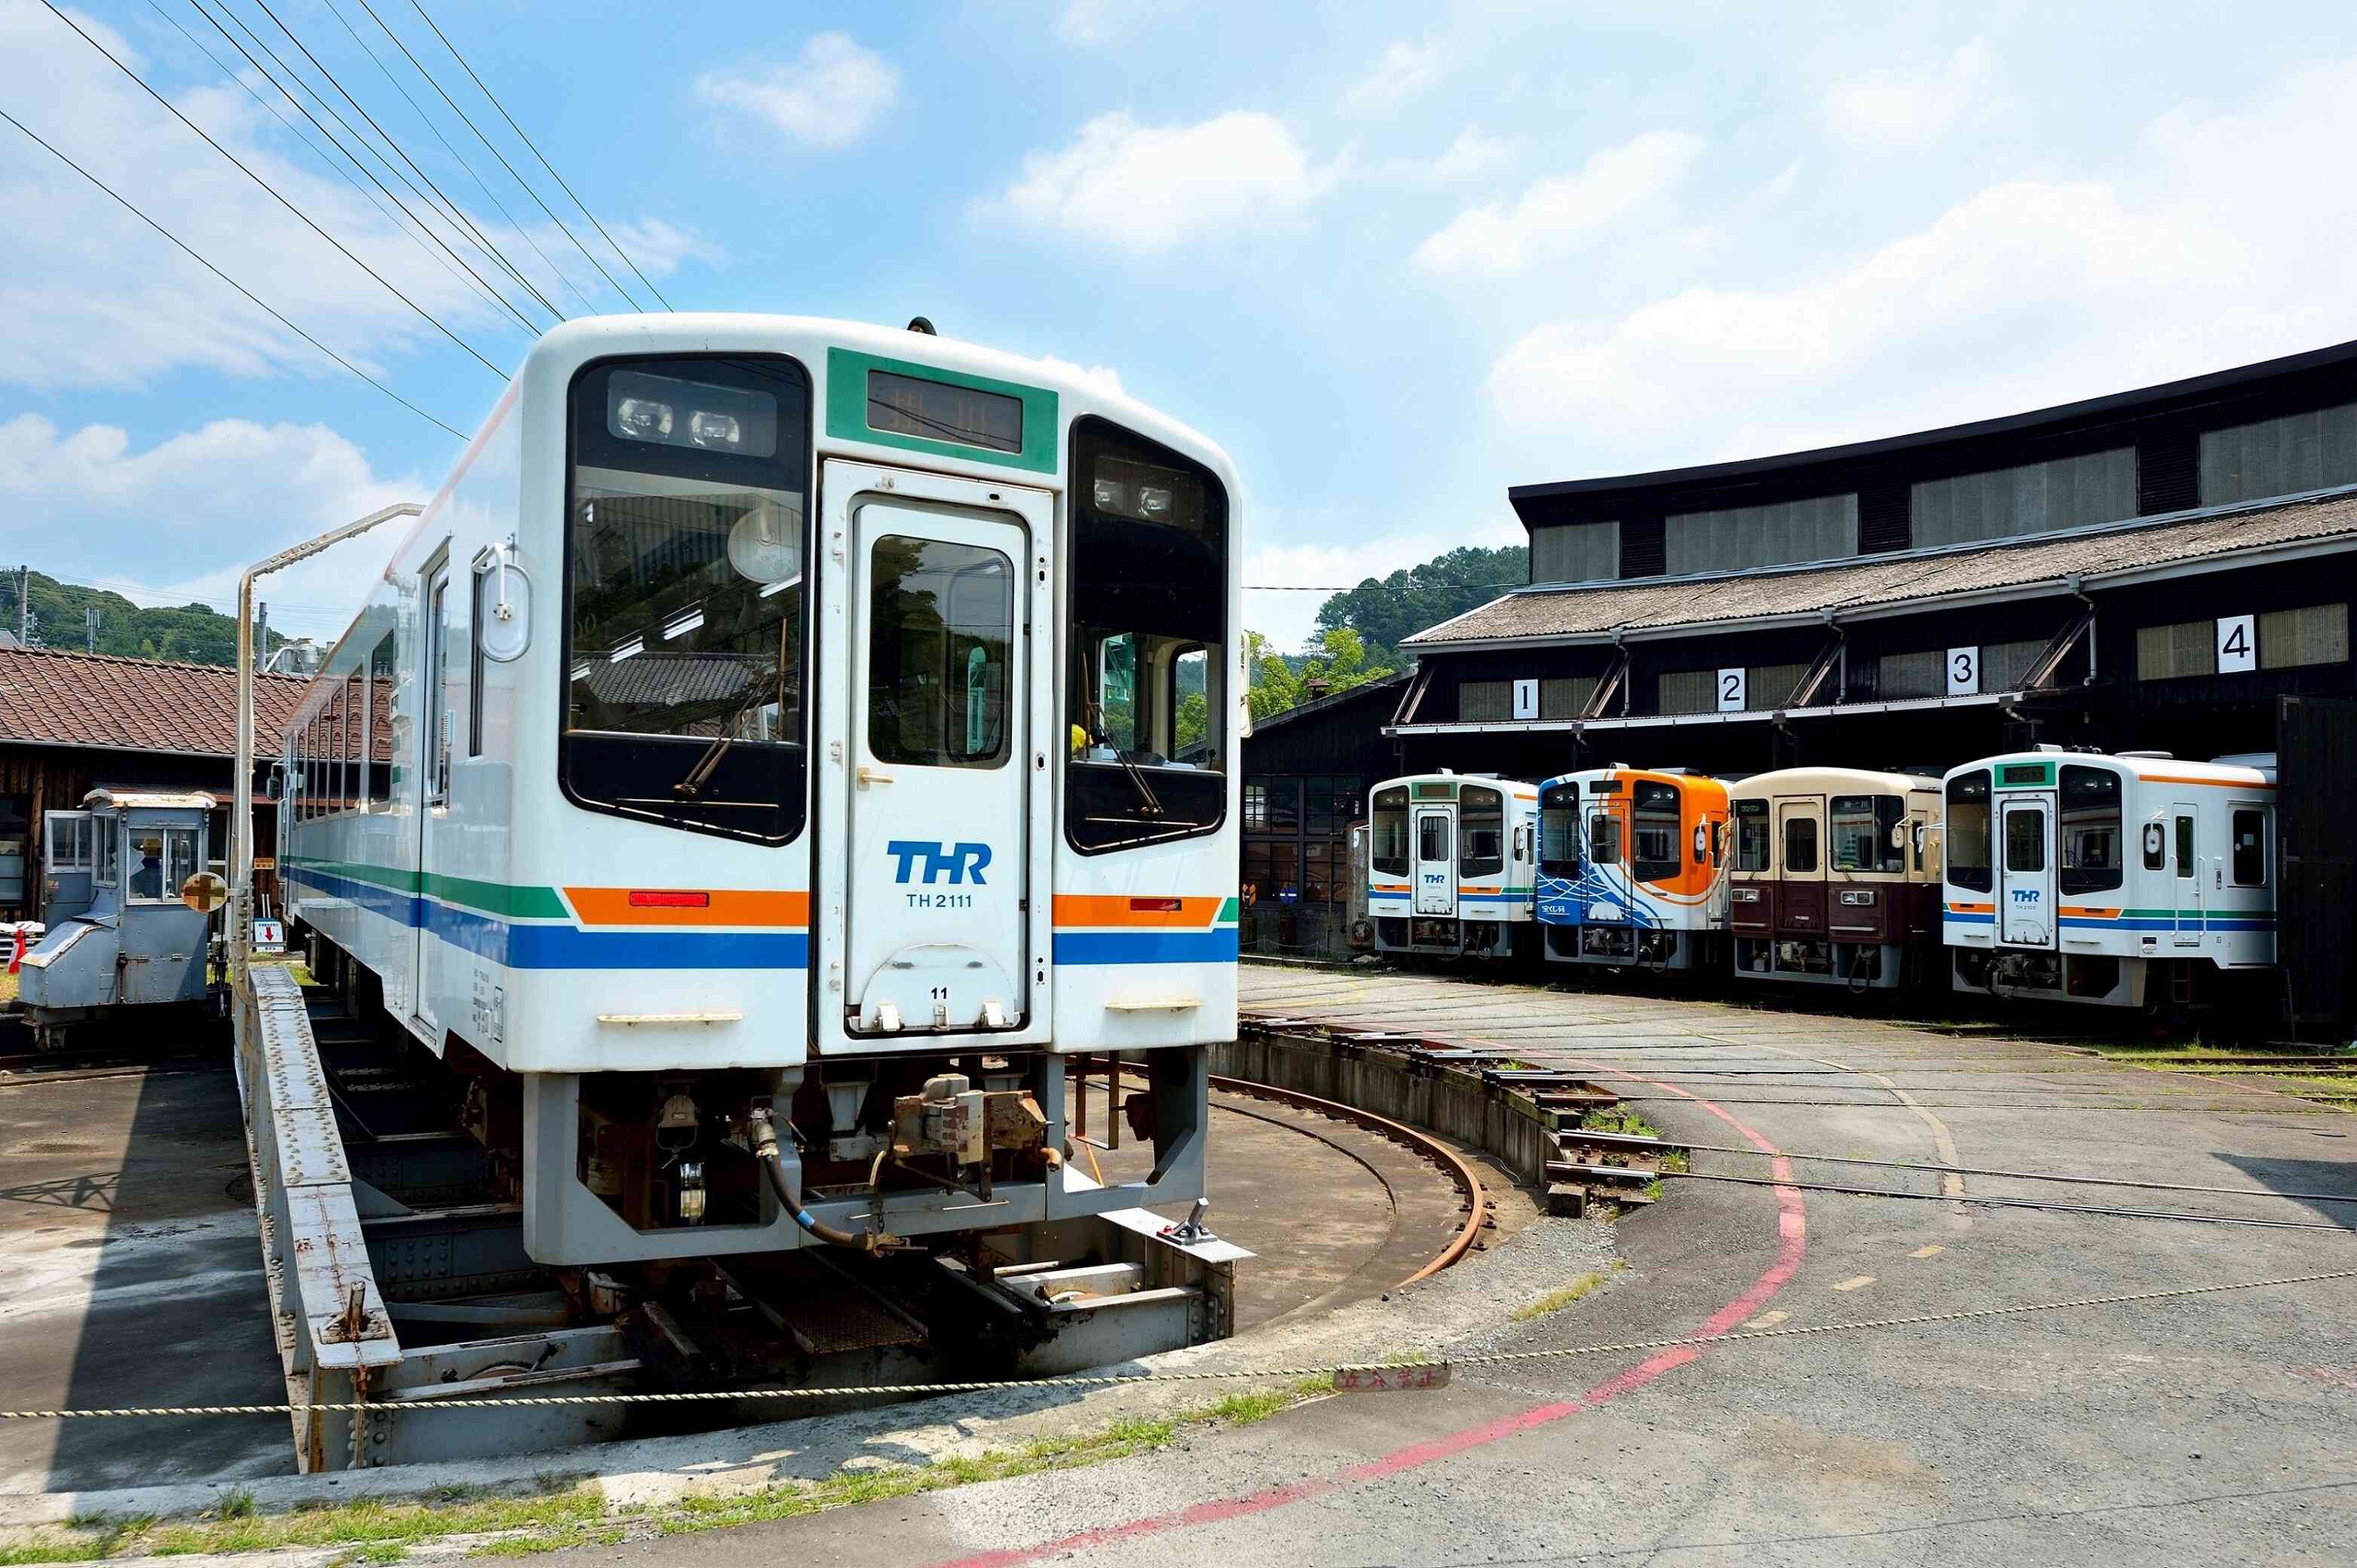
left=1716, top=668, right=1746, bottom=712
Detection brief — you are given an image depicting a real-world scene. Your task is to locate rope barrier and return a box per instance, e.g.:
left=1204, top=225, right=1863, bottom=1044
left=7, top=1263, right=2352, bottom=1419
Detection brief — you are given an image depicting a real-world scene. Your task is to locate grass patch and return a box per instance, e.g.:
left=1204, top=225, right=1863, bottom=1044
left=331, top=1545, right=411, bottom=1566
left=1579, top=1104, right=1662, bottom=1139
left=1510, top=1263, right=1628, bottom=1322
left=467, top=1527, right=621, bottom=1559
left=0, top=1542, right=108, bottom=1566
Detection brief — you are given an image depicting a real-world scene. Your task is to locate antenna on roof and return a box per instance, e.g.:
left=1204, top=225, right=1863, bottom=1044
left=907, top=316, right=937, bottom=335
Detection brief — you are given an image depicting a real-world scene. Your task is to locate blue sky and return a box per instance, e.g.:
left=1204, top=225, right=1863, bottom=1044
left=5, top=0, right=2357, bottom=651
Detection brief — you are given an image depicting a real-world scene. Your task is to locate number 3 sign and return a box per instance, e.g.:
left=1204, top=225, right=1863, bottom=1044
left=1946, top=646, right=1979, bottom=696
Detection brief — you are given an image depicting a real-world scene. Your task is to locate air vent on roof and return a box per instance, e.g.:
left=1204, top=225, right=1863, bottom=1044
left=2136, top=433, right=2196, bottom=514
left=1619, top=514, right=1666, bottom=577
left=1857, top=484, right=1909, bottom=553
left=2116, top=749, right=2175, bottom=759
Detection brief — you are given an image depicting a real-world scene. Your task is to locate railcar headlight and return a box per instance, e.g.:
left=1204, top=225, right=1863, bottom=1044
left=1732, top=886, right=1762, bottom=903
left=1093, top=477, right=1129, bottom=513
left=689, top=410, right=741, bottom=448
left=615, top=397, right=673, bottom=440
left=1839, top=889, right=1877, bottom=906
left=1135, top=484, right=1174, bottom=519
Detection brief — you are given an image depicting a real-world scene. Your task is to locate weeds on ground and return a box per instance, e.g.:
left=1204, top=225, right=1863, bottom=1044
left=1579, top=1104, right=1663, bottom=1139
left=1510, top=1260, right=1629, bottom=1322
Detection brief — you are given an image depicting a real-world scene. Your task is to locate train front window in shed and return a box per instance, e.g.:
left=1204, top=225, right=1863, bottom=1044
left=1459, top=785, right=1504, bottom=877
left=1632, top=782, right=1681, bottom=882
left=1946, top=770, right=1992, bottom=892
left=1831, top=795, right=1905, bottom=873
left=2232, top=810, right=2267, bottom=887
left=2058, top=766, right=2123, bottom=895
left=563, top=354, right=811, bottom=844
left=1372, top=786, right=1409, bottom=877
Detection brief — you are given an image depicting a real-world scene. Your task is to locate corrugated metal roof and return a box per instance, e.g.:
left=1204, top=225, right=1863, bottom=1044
left=1406, top=486, right=2357, bottom=648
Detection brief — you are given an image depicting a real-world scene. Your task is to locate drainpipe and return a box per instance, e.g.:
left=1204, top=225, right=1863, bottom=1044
left=233, top=503, right=423, bottom=986
left=2068, top=573, right=2097, bottom=684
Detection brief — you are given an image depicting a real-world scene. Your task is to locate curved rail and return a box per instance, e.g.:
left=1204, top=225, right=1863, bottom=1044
left=1206, top=1071, right=1488, bottom=1285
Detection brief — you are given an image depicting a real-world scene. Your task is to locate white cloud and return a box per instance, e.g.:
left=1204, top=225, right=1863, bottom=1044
left=1482, top=56, right=2357, bottom=466
left=1342, top=39, right=1443, bottom=115
left=695, top=34, right=899, bottom=151
left=1056, top=0, right=1150, bottom=45
left=0, top=412, right=425, bottom=638
left=0, top=5, right=686, bottom=391
left=1246, top=518, right=1524, bottom=654
left=984, top=112, right=1344, bottom=254
left=1412, top=130, right=1705, bottom=276
left=1820, top=40, right=1991, bottom=149
left=1420, top=127, right=1519, bottom=184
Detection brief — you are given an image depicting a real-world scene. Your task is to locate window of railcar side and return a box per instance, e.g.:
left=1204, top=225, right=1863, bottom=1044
left=1459, top=785, right=1504, bottom=877
left=1065, top=418, right=1227, bottom=853
left=2231, top=810, right=2266, bottom=886
left=1831, top=795, right=1905, bottom=873
left=1371, top=786, right=1408, bottom=877
left=2058, top=765, right=2124, bottom=895
left=1945, top=770, right=1992, bottom=891
left=1539, top=784, right=1581, bottom=877
left=562, top=355, right=811, bottom=843
left=1632, top=781, right=1681, bottom=882
left=1733, top=799, right=1770, bottom=872
left=368, top=632, right=397, bottom=806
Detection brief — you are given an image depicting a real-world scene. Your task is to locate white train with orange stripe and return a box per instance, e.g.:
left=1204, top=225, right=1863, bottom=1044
left=1535, top=767, right=1731, bottom=971
left=1365, top=773, right=1539, bottom=959
left=1941, top=748, right=2277, bottom=1008
left=275, top=314, right=1242, bottom=1271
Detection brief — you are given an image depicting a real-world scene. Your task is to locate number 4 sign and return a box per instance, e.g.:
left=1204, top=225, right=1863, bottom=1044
left=2217, top=614, right=2255, bottom=674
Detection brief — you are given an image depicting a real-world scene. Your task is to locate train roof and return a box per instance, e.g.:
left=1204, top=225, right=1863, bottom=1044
left=1372, top=771, right=1538, bottom=798
left=1942, top=750, right=2279, bottom=787
left=1536, top=765, right=1726, bottom=792
left=1727, top=765, right=1939, bottom=799
left=82, top=788, right=216, bottom=811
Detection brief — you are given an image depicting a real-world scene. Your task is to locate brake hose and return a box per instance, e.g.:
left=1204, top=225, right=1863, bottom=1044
left=746, top=1108, right=893, bottom=1252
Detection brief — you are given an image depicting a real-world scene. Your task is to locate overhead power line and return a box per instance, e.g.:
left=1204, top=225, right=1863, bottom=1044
left=0, top=105, right=465, bottom=439
left=320, top=0, right=597, bottom=317
left=404, top=0, right=675, bottom=311
left=191, top=0, right=543, bottom=335
left=38, top=0, right=507, bottom=376
left=246, top=0, right=563, bottom=326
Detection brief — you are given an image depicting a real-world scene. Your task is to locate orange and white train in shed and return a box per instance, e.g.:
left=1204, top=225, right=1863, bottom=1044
left=1534, top=767, right=1730, bottom=970
left=1728, top=767, right=1945, bottom=990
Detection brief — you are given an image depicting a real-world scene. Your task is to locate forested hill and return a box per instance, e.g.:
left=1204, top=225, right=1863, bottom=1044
left=1310, top=544, right=1527, bottom=669
left=0, top=570, right=280, bottom=666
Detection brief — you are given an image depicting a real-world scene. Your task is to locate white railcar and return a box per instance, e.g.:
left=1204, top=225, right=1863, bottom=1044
left=277, top=316, right=1241, bottom=1266
left=1941, top=749, right=2276, bottom=1009
left=1364, top=773, right=1538, bottom=960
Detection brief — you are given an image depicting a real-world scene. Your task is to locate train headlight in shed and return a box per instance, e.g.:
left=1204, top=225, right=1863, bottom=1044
left=1731, top=886, right=1762, bottom=903
left=615, top=396, right=673, bottom=441
left=1839, top=889, right=1877, bottom=906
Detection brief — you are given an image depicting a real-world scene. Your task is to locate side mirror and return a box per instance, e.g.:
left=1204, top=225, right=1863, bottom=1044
left=1890, top=822, right=1910, bottom=849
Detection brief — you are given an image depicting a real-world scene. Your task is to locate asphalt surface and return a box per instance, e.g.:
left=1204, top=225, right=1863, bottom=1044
left=579, top=967, right=2357, bottom=1567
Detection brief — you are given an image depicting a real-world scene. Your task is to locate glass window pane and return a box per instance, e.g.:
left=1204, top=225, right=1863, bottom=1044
left=1784, top=816, right=1818, bottom=874
left=2232, top=810, right=2266, bottom=886
left=1418, top=815, right=1449, bottom=862
left=1945, top=771, right=1992, bottom=891
left=1734, top=802, right=1770, bottom=871
left=2175, top=814, right=2194, bottom=877
left=1540, top=785, right=1581, bottom=877
left=1460, top=786, right=1504, bottom=876
left=1590, top=812, right=1622, bottom=868
left=96, top=819, right=119, bottom=884
left=2059, top=766, right=2123, bottom=895
left=2005, top=810, right=2046, bottom=873
left=1372, top=787, right=1408, bottom=876
left=867, top=536, right=1013, bottom=769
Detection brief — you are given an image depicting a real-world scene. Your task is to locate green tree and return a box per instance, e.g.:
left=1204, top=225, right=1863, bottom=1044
left=1310, top=544, right=1527, bottom=669
left=1245, top=626, right=1396, bottom=722
left=1246, top=629, right=1304, bottom=721
left=0, top=570, right=289, bottom=666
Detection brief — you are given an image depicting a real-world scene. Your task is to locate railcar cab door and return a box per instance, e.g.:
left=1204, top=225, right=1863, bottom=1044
left=817, top=461, right=1047, bottom=1047
left=1411, top=799, right=1455, bottom=917
left=1994, top=760, right=2058, bottom=948
left=41, top=810, right=94, bottom=926
left=1774, top=796, right=1825, bottom=934
left=409, top=551, right=454, bottom=1035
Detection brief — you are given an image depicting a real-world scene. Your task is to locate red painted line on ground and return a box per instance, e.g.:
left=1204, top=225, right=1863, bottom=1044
left=931, top=1053, right=1808, bottom=1568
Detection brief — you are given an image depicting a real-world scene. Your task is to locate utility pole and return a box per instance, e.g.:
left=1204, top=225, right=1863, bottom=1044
left=84, top=605, right=99, bottom=652
left=14, top=565, right=26, bottom=645
left=256, top=600, right=270, bottom=669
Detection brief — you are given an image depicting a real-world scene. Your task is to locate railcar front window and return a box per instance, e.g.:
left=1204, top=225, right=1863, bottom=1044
left=2058, top=765, right=2124, bottom=895
left=1946, top=770, right=1992, bottom=892
left=1831, top=795, right=1905, bottom=873
left=1460, top=785, right=1503, bottom=877
left=1733, top=800, right=1770, bottom=872
left=1065, top=418, right=1227, bottom=853
left=563, top=356, right=811, bottom=844
left=1632, top=781, right=1681, bottom=882
left=1371, top=786, right=1408, bottom=877
left=1540, top=785, right=1581, bottom=877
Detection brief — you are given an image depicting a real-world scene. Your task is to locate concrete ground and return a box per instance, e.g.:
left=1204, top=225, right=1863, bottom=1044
left=572, top=966, right=2357, bottom=1568
left=0, top=1047, right=1485, bottom=1495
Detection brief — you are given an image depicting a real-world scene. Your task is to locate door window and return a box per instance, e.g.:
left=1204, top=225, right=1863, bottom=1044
left=867, top=536, right=1013, bottom=768
left=1418, top=814, right=1449, bottom=863
left=2174, top=814, right=2194, bottom=878
left=1459, top=785, right=1503, bottom=876
left=1784, top=816, right=1819, bottom=874
left=97, top=819, right=120, bottom=884
left=45, top=814, right=92, bottom=871
left=425, top=576, right=451, bottom=805
left=2005, top=809, right=2046, bottom=873
left=2231, top=810, right=2266, bottom=886
left=1589, top=812, right=1622, bottom=868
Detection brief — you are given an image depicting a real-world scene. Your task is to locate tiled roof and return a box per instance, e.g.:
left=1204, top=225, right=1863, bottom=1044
left=1407, top=487, right=2357, bottom=648
left=0, top=646, right=310, bottom=757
